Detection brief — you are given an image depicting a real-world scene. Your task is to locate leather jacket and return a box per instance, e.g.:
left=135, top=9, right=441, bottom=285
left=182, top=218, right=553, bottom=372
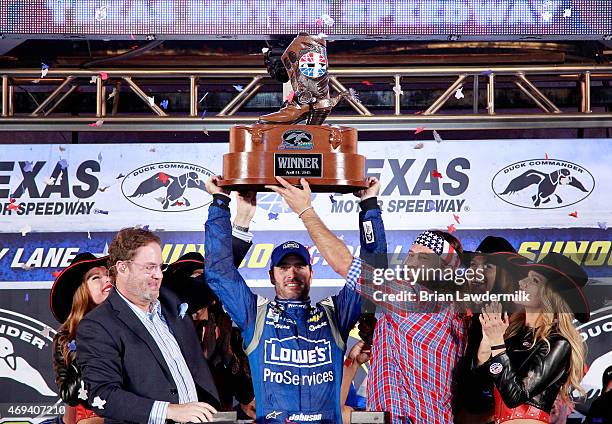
left=52, top=329, right=88, bottom=407
left=479, top=326, right=571, bottom=413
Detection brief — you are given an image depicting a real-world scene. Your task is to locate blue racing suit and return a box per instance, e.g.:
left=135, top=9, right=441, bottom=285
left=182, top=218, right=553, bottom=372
left=204, top=195, right=386, bottom=424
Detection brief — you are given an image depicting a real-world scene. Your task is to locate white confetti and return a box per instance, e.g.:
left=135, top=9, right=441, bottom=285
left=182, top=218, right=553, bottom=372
left=261, top=47, right=269, bottom=54
left=78, top=381, right=88, bottom=400
left=413, top=143, right=424, bottom=150
left=44, top=177, right=55, bottom=185
left=56, top=171, right=63, bottom=185
left=87, top=231, right=91, bottom=240
left=108, top=87, right=118, bottom=99
left=41, top=67, right=48, bottom=78
left=454, top=87, right=465, bottom=99
left=542, top=11, right=553, bottom=22
left=95, top=6, right=107, bottom=21
left=148, top=96, right=155, bottom=106
left=20, top=224, right=32, bottom=237
left=393, top=85, right=403, bottom=96
left=321, top=13, right=335, bottom=26
left=433, top=130, right=443, bottom=143
left=90, top=76, right=98, bottom=84
left=92, top=396, right=106, bottom=410
left=563, top=8, right=571, bottom=18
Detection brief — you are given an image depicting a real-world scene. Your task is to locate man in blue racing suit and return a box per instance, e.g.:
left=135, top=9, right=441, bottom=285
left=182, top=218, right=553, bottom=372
left=204, top=176, right=385, bottom=424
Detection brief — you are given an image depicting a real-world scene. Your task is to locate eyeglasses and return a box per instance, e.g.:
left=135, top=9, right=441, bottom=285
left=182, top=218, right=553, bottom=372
left=124, top=260, right=168, bottom=274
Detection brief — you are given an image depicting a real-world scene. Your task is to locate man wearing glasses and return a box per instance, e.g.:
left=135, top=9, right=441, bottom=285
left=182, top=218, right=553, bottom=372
left=76, top=224, right=240, bottom=424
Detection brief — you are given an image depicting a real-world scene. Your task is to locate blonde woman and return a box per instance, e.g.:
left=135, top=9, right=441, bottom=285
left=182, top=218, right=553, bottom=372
left=476, top=252, right=588, bottom=424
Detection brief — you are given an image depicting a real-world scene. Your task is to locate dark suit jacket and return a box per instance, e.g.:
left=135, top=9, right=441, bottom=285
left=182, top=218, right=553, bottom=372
left=77, top=287, right=220, bottom=424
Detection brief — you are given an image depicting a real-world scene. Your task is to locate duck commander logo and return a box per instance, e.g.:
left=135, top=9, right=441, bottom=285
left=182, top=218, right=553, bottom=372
left=121, top=162, right=214, bottom=212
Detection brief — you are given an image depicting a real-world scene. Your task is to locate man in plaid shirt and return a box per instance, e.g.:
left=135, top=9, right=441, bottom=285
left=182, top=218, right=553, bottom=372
left=270, top=177, right=468, bottom=424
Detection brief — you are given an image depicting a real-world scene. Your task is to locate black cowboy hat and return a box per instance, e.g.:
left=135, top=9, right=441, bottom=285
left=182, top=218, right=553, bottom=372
left=162, top=252, right=216, bottom=314
left=50, top=252, right=109, bottom=324
left=463, top=236, right=521, bottom=267
left=509, top=252, right=590, bottom=323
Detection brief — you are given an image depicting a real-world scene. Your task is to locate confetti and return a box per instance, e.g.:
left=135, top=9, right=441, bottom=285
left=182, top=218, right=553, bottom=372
left=94, top=209, right=109, bottom=215
left=454, top=87, right=465, bottom=99
left=7, top=200, right=20, bottom=212
left=56, top=171, right=64, bottom=185
left=58, top=159, right=68, bottom=169
left=52, top=271, right=61, bottom=278
left=92, top=396, right=106, bottom=410
left=541, top=11, right=553, bottom=22
left=68, top=340, right=77, bottom=352
left=160, top=99, right=169, bottom=109
left=149, top=147, right=156, bottom=153
left=233, top=85, right=244, bottom=92
left=21, top=264, right=33, bottom=271
left=415, top=127, right=426, bottom=135
left=98, top=185, right=111, bottom=192
left=174, top=201, right=185, bottom=207
left=286, top=90, right=295, bottom=103
left=41, top=326, right=53, bottom=338
left=597, top=222, right=608, bottom=230
left=329, top=194, right=337, bottom=204
left=116, top=173, right=125, bottom=179
left=24, top=293, right=29, bottom=301
left=433, top=130, right=443, bottom=143
left=361, top=80, right=373, bottom=86
left=23, top=161, right=34, bottom=173
left=393, top=85, right=403, bottom=96
left=87, top=231, right=91, bottom=240
left=268, top=212, right=279, bottom=220
left=44, top=177, right=55, bottom=185
left=432, top=170, right=443, bottom=179
left=20, top=224, right=32, bottom=236
left=108, top=87, right=118, bottom=99
left=98, top=152, right=103, bottom=162
left=413, top=143, right=424, bottom=150
left=321, top=13, right=334, bottom=26
left=568, top=211, right=578, bottom=218
left=90, top=76, right=98, bottom=84
left=94, top=5, right=107, bottom=21
left=59, top=145, right=66, bottom=152
left=202, top=129, right=209, bottom=136
left=78, top=381, right=88, bottom=401
left=157, top=172, right=170, bottom=184
left=147, top=96, right=155, bottom=106
left=154, top=196, right=165, bottom=204
left=130, top=34, right=136, bottom=40
left=199, top=92, right=209, bottom=103
left=41, top=63, right=49, bottom=78
left=88, top=120, right=104, bottom=128
left=545, top=153, right=549, bottom=160
left=563, top=8, right=572, bottom=18
left=261, top=47, right=270, bottom=54
left=178, top=302, right=188, bottom=319
left=453, top=214, right=461, bottom=225
left=100, top=72, right=109, bottom=81
left=447, top=224, right=457, bottom=234
left=315, top=17, right=323, bottom=25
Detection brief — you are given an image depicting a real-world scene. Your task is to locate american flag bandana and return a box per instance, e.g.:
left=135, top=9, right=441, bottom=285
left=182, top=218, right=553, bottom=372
left=413, top=230, right=461, bottom=269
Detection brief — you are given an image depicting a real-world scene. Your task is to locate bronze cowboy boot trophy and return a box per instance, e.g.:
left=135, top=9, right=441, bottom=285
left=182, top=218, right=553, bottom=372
left=259, top=33, right=354, bottom=125
left=219, top=33, right=367, bottom=193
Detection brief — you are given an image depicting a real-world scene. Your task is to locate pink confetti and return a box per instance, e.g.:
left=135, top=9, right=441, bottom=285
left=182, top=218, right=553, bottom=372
left=100, top=72, right=109, bottom=80
left=432, top=170, right=443, bottom=179
left=286, top=90, right=295, bottom=103
left=453, top=214, right=460, bottom=225
left=88, top=120, right=104, bottom=128
left=415, top=127, right=426, bottom=134
left=447, top=224, right=457, bottom=233
left=569, top=211, right=578, bottom=218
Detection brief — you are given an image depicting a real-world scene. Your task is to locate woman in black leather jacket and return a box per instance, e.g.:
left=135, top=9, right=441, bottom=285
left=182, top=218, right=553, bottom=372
left=475, top=252, right=588, bottom=424
left=51, top=253, right=111, bottom=424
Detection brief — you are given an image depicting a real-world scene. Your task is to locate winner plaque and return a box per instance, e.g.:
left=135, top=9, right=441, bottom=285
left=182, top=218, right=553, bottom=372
left=219, top=33, right=368, bottom=193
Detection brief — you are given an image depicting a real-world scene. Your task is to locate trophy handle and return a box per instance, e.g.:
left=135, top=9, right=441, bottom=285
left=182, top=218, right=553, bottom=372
left=328, top=126, right=343, bottom=150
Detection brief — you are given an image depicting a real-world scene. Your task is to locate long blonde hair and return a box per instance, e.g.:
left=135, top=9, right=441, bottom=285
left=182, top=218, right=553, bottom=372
left=56, top=282, right=96, bottom=366
left=505, top=284, right=586, bottom=403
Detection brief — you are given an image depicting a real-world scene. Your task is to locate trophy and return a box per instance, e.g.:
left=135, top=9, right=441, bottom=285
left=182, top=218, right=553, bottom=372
left=219, top=33, right=368, bottom=193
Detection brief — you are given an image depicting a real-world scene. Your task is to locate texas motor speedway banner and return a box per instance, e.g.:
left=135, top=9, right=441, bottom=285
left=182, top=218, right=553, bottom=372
left=0, top=139, right=611, bottom=420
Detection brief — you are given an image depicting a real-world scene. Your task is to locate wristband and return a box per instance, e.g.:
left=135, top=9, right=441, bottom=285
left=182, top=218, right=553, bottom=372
left=212, top=193, right=231, bottom=211
left=344, top=358, right=354, bottom=367
left=359, top=197, right=379, bottom=211
left=490, top=344, right=506, bottom=350
left=298, top=206, right=314, bottom=218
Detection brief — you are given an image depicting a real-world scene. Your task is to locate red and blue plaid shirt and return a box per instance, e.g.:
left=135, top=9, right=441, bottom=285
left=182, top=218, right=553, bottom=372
left=354, top=259, right=468, bottom=424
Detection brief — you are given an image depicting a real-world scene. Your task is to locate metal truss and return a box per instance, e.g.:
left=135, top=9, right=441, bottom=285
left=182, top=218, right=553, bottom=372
left=1, top=64, right=611, bottom=132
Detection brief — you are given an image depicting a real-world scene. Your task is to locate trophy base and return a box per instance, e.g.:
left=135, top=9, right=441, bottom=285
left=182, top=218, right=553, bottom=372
left=218, top=177, right=369, bottom=193
left=221, top=124, right=367, bottom=193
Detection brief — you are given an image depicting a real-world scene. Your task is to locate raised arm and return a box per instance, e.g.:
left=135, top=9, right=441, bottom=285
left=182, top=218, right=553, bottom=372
left=266, top=177, right=353, bottom=278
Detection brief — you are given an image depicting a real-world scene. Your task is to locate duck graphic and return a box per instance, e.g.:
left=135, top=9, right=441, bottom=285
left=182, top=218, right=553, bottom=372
left=0, top=337, right=57, bottom=396
left=500, top=168, right=589, bottom=207
left=128, top=171, right=207, bottom=209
